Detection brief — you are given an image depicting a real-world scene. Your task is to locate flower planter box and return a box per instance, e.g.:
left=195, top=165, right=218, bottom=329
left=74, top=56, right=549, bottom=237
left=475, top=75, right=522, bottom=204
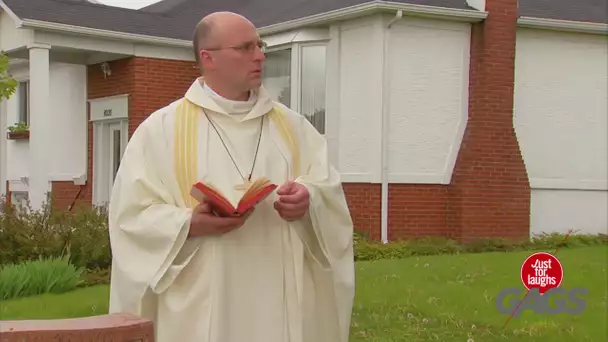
left=7, top=131, right=29, bottom=140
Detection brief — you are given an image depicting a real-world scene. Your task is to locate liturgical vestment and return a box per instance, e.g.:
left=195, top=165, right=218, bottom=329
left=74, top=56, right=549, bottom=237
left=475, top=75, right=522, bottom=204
left=107, top=78, right=355, bottom=342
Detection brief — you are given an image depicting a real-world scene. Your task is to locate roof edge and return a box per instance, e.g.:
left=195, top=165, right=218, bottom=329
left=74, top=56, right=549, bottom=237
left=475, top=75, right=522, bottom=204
left=8, top=0, right=487, bottom=50
left=257, top=0, right=488, bottom=35
left=20, top=19, right=192, bottom=47
left=517, top=16, right=608, bottom=35
left=0, top=0, right=24, bottom=27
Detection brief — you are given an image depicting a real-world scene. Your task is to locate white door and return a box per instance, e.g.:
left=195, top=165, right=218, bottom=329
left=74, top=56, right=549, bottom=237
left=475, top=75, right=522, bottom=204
left=93, top=119, right=128, bottom=206
left=107, top=121, right=126, bottom=197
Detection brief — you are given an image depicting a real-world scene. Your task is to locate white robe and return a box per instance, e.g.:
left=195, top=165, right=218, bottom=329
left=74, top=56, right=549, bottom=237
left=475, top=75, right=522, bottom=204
left=107, top=78, right=355, bottom=342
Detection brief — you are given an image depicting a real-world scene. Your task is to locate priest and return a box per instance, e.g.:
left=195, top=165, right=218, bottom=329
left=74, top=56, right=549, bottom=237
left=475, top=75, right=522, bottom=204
left=107, top=11, right=355, bottom=342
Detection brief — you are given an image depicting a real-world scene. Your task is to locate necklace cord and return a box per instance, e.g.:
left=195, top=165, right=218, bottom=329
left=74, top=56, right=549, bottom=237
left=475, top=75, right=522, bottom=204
left=202, top=108, right=264, bottom=182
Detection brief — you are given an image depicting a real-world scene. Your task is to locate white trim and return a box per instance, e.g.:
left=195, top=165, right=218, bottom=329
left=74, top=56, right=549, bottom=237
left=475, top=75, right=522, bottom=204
left=257, top=1, right=487, bottom=36
left=389, top=173, right=447, bottom=184
left=530, top=179, right=608, bottom=191
left=7, top=179, right=28, bottom=192
left=8, top=58, right=28, bottom=68
left=517, top=17, right=608, bottom=35
left=5, top=0, right=485, bottom=51
left=340, top=173, right=372, bottom=183
left=442, top=19, right=471, bottom=185
left=47, top=173, right=87, bottom=184
left=87, top=93, right=129, bottom=102
left=325, top=25, right=341, bottom=169
left=263, top=28, right=330, bottom=47
left=0, top=98, right=6, bottom=196
left=92, top=118, right=128, bottom=206
left=26, top=43, right=51, bottom=50
left=88, top=94, right=129, bottom=122
left=290, top=43, right=301, bottom=113
left=19, top=19, right=192, bottom=48
left=0, top=0, right=23, bottom=27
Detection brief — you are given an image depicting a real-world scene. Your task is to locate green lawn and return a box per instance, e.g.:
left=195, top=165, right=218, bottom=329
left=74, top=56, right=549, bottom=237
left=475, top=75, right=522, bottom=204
left=1, top=245, right=606, bottom=342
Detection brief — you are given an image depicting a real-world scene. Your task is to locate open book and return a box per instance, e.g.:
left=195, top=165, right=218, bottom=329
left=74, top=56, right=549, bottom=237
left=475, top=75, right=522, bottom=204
left=190, top=177, right=278, bottom=217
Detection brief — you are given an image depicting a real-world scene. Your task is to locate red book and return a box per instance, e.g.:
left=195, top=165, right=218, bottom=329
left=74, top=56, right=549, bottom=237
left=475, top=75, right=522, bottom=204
left=190, top=177, right=277, bottom=217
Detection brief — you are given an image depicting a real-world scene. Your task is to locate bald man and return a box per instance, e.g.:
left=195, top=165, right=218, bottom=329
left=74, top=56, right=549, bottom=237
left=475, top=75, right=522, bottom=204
left=107, top=11, right=355, bottom=342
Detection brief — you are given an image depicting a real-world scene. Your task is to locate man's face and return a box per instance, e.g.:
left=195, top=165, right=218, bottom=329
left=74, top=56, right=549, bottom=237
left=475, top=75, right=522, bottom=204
left=201, top=19, right=266, bottom=92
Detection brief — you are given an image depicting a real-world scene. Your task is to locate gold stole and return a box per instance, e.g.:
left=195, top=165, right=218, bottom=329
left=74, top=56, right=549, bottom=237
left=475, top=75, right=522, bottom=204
left=173, top=99, right=300, bottom=208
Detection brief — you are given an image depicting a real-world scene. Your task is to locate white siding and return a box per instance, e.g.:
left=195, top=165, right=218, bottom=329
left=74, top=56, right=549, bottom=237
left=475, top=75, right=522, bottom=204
left=337, top=15, right=384, bottom=182
left=4, top=62, right=88, bottom=201
left=0, top=10, right=34, bottom=52
left=333, top=15, right=471, bottom=184
left=514, top=28, right=608, bottom=236
left=386, top=17, right=470, bottom=184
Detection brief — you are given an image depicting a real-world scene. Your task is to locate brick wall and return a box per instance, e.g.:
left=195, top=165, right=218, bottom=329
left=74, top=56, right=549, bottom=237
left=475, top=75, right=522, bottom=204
left=447, top=0, right=530, bottom=242
left=50, top=1, right=530, bottom=242
left=50, top=57, right=199, bottom=210
left=346, top=0, right=530, bottom=242
left=0, top=313, right=153, bottom=342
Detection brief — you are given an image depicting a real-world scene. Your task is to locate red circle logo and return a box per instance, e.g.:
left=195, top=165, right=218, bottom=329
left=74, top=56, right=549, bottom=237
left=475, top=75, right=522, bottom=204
left=520, top=252, right=563, bottom=295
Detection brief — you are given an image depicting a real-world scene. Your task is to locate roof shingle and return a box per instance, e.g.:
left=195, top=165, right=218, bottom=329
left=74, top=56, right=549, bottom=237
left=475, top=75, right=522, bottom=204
left=2, top=0, right=605, bottom=43
left=518, top=0, right=608, bottom=24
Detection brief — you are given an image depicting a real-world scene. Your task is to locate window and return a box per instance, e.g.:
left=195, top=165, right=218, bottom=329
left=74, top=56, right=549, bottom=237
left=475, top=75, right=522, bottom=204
left=262, top=40, right=328, bottom=134
left=112, top=129, right=122, bottom=181
left=300, top=45, right=326, bottom=134
left=11, top=191, right=28, bottom=208
left=18, top=81, right=29, bottom=125
left=262, top=49, right=292, bottom=107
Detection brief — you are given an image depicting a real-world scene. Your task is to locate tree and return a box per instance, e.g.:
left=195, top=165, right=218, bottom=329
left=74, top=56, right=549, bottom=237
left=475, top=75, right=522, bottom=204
left=0, top=51, right=17, bottom=100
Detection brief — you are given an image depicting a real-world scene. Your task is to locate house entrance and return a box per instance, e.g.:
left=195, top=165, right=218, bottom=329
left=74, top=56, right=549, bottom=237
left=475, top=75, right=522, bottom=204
left=89, top=94, right=129, bottom=206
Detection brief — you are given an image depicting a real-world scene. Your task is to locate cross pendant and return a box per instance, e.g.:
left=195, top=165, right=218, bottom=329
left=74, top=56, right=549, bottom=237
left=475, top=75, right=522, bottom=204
left=234, top=178, right=253, bottom=191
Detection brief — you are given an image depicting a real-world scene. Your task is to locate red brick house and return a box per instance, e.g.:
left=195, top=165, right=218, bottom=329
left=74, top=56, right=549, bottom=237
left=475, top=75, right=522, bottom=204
left=1, top=0, right=606, bottom=242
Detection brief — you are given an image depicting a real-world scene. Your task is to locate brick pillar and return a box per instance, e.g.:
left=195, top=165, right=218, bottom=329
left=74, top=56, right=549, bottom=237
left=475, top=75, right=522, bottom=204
left=447, top=0, right=531, bottom=242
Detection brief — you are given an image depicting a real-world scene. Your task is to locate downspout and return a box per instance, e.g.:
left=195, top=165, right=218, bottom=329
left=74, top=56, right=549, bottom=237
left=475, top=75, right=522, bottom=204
left=381, top=9, right=403, bottom=244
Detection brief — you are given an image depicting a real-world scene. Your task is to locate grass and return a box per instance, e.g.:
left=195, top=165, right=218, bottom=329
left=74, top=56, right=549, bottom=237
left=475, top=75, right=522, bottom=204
left=0, top=256, right=83, bottom=300
left=1, top=245, right=606, bottom=342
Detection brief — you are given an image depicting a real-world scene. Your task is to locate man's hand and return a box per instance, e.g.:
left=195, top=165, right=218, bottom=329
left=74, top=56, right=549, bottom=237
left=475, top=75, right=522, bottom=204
left=274, top=181, right=310, bottom=222
left=188, top=201, right=253, bottom=237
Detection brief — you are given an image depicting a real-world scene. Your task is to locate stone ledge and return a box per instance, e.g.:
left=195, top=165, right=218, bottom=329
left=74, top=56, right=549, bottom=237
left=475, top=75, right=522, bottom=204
left=0, top=312, right=154, bottom=342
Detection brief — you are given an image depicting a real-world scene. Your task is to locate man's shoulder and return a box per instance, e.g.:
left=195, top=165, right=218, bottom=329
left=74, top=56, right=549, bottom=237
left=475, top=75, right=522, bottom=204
left=269, top=101, right=307, bottom=126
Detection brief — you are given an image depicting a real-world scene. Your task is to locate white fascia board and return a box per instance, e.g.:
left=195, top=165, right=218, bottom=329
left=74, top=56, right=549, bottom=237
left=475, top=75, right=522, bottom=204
left=517, top=16, right=608, bottom=35
left=0, top=0, right=23, bottom=26
left=8, top=0, right=487, bottom=51
left=257, top=0, right=488, bottom=35
left=19, top=19, right=192, bottom=47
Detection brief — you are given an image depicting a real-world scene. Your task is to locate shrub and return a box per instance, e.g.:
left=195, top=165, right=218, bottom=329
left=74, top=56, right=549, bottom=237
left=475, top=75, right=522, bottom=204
left=354, top=231, right=608, bottom=261
left=0, top=196, right=110, bottom=270
left=0, top=256, right=84, bottom=300
left=1, top=196, right=605, bottom=288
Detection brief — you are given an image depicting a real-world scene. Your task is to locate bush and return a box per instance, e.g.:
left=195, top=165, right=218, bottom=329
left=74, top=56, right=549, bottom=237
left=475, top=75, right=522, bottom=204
left=354, top=231, right=608, bottom=261
left=1, top=196, right=605, bottom=288
left=0, top=256, right=84, bottom=300
left=0, top=196, right=110, bottom=270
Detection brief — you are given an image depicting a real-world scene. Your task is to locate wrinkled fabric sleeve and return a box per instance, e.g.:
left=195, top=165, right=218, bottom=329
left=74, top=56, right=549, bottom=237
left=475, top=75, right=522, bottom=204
left=108, top=117, right=198, bottom=308
left=292, top=117, right=356, bottom=341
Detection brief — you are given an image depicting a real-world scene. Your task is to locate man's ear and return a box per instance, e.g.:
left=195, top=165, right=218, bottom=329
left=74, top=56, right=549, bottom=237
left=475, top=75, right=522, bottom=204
left=199, top=51, right=214, bottom=70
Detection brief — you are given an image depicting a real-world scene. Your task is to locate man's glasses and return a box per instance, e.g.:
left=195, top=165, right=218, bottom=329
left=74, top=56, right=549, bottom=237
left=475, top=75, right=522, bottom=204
left=205, top=40, right=267, bottom=54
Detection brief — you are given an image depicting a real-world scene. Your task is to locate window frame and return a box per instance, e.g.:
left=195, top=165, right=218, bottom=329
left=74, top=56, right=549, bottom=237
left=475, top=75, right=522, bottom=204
left=262, top=28, right=330, bottom=135
left=17, top=80, right=30, bottom=126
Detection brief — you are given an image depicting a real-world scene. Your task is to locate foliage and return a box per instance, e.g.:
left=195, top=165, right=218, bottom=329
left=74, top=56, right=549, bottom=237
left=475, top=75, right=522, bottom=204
left=7, top=121, right=29, bottom=132
left=1, top=195, right=605, bottom=288
left=0, top=196, right=111, bottom=271
left=353, top=231, right=608, bottom=261
left=1, top=246, right=606, bottom=341
left=0, top=256, right=83, bottom=300
left=0, top=51, right=18, bottom=100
